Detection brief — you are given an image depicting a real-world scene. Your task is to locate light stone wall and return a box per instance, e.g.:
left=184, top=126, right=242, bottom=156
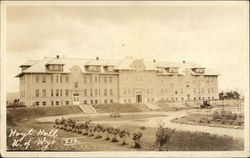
left=19, top=63, right=219, bottom=107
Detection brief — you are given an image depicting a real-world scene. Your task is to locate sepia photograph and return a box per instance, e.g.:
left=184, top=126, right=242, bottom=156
left=1, top=1, right=249, bottom=157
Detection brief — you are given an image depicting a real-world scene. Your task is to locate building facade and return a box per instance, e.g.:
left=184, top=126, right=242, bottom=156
left=16, top=56, right=219, bottom=107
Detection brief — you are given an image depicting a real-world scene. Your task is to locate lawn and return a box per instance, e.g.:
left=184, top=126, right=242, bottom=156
left=6, top=106, right=244, bottom=151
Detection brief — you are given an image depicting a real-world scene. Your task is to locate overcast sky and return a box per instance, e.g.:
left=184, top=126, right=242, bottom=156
left=5, top=2, right=249, bottom=93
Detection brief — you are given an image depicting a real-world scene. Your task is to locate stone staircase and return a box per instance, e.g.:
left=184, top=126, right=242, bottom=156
left=78, top=104, right=97, bottom=114
left=143, top=102, right=161, bottom=110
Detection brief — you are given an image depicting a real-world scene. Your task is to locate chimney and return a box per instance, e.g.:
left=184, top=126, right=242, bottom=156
left=96, top=57, right=99, bottom=60
left=153, top=59, right=156, bottom=63
left=56, top=55, right=59, bottom=59
left=183, top=60, right=185, bottom=63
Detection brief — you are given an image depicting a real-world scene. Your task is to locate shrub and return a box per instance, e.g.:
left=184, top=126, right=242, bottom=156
left=132, top=126, right=146, bottom=148
left=155, top=125, right=175, bottom=151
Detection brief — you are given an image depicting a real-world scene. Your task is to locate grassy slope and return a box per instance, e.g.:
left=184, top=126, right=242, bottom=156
left=7, top=105, right=244, bottom=151
left=92, top=103, right=143, bottom=113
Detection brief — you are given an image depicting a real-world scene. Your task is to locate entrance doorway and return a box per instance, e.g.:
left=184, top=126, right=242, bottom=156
left=73, top=94, right=80, bottom=105
left=136, top=95, right=142, bottom=103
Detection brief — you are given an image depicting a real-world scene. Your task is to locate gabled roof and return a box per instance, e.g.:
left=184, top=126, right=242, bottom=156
left=19, top=60, right=38, bottom=67
left=16, top=56, right=219, bottom=77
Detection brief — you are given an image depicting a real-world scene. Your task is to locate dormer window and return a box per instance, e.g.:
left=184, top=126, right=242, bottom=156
left=166, top=67, right=178, bottom=73
left=86, top=65, right=101, bottom=72
left=104, top=65, right=114, bottom=72
left=192, top=68, right=205, bottom=74
left=47, top=64, right=64, bottom=71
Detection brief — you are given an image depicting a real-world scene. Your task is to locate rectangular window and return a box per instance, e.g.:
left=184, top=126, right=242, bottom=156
left=109, top=77, right=112, bottom=83
left=90, top=76, right=93, bottom=83
left=42, top=76, right=46, bottom=83
left=35, top=89, right=39, bottom=97
left=94, top=76, right=98, bottom=83
left=66, top=101, right=69, bottom=105
left=51, top=101, right=54, bottom=106
left=42, top=89, right=46, bottom=97
left=74, top=82, right=78, bottom=88
left=56, top=101, right=59, bottom=105
left=65, top=75, right=69, bottom=83
left=104, top=89, right=107, bottom=96
left=84, top=89, right=87, bottom=97
left=104, top=100, right=107, bottom=103
left=36, top=75, right=39, bottom=83
left=91, top=100, right=93, bottom=104
left=95, top=100, right=98, bottom=104
left=56, top=75, right=59, bottom=83
left=65, top=89, right=69, bottom=96
left=104, top=77, right=107, bottom=83
left=95, top=89, right=98, bottom=96
left=60, top=75, right=62, bottom=83
left=110, top=99, right=113, bottom=103
left=35, top=101, right=39, bottom=106
left=90, top=89, right=93, bottom=96
left=60, top=89, right=62, bottom=96
left=84, top=100, right=87, bottom=104
left=51, top=89, right=53, bottom=96
left=194, top=88, right=196, bottom=93
left=42, top=101, right=46, bottom=106
left=84, top=76, right=87, bottom=84
left=56, top=89, right=59, bottom=97
left=110, top=89, right=113, bottom=96
left=51, top=75, right=53, bottom=83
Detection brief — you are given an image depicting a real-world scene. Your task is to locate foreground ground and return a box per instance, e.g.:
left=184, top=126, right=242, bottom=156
left=7, top=105, right=244, bottom=151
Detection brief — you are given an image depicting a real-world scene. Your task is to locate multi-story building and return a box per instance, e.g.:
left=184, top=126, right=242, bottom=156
left=16, top=56, right=219, bottom=107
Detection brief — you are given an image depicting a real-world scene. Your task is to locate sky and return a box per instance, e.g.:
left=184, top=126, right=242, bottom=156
left=5, top=2, right=249, bottom=93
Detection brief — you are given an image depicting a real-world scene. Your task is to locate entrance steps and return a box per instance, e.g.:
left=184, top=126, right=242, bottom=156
left=78, top=104, right=97, bottom=114
left=143, top=102, right=161, bottom=110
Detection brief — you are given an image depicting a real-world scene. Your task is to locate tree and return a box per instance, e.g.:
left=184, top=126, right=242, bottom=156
left=132, top=126, right=146, bottom=148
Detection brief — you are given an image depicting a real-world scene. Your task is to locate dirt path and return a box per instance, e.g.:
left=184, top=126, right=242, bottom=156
left=36, top=110, right=244, bottom=139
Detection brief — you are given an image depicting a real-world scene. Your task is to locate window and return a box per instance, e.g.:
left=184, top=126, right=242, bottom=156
left=36, top=76, right=39, bottom=83
left=56, top=101, right=59, bottom=105
left=66, top=101, right=69, bottom=105
left=60, top=89, right=62, bottom=96
left=109, top=77, right=112, bottom=83
left=104, top=100, right=107, bottom=103
left=51, top=89, right=53, bottom=96
left=175, top=91, right=178, bottom=94
left=94, top=76, right=98, bottom=83
left=56, top=89, right=59, bottom=97
left=51, top=101, right=54, bottom=106
left=90, top=76, right=93, bottom=83
left=84, top=76, right=87, bottom=84
left=42, top=76, right=46, bottom=83
left=123, top=89, right=126, bottom=95
left=91, top=100, right=93, bottom=104
left=104, top=89, right=107, bottom=96
left=52, top=65, right=55, bottom=70
left=84, top=100, right=87, bottom=104
left=181, top=97, right=184, bottom=101
left=42, top=101, right=46, bottom=106
left=147, top=98, right=150, bottom=102
left=84, top=89, right=87, bottom=97
left=124, top=99, right=127, bottom=103
left=211, top=88, right=214, bottom=93
left=51, top=75, right=53, bottom=83
left=176, top=97, right=178, bottom=101
left=60, top=75, right=62, bottom=83
left=95, top=100, right=98, bottom=104
left=110, top=89, right=113, bottom=96
left=65, top=75, right=69, bottom=83
left=208, top=88, right=210, bottom=93
left=128, top=99, right=131, bottom=103
left=65, top=89, right=69, bottom=96
left=95, top=89, right=98, bottom=96
left=151, top=98, right=154, bottom=102
left=90, top=89, right=93, bottom=96
left=104, top=77, right=107, bottom=83
left=42, top=89, right=46, bottom=97
left=194, top=88, right=196, bottom=93
left=110, top=99, right=113, bottom=103
left=56, top=75, right=59, bottom=83
left=74, top=82, right=78, bottom=88
left=194, top=97, right=196, bottom=100
left=35, top=101, right=39, bottom=106
left=161, top=89, right=164, bottom=94
left=35, top=89, right=39, bottom=97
